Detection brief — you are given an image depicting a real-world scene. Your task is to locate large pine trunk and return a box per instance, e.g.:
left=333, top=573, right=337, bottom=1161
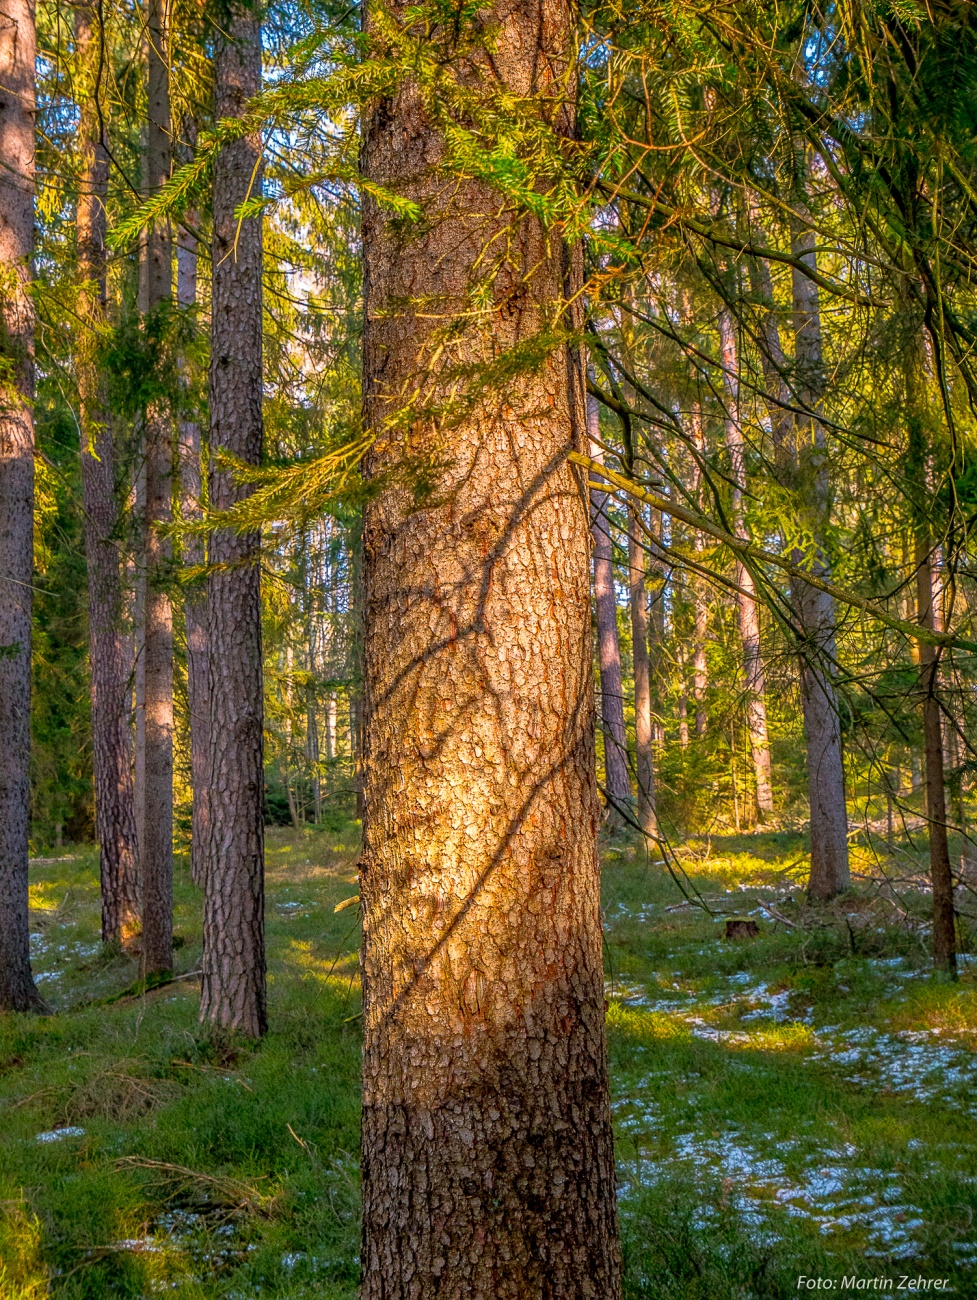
left=359, top=1, right=621, bottom=1293
left=790, top=226, right=850, bottom=899
left=200, top=7, right=266, bottom=1037
left=141, top=0, right=174, bottom=974
left=718, top=310, right=774, bottom=819
left=76, top=0, right=141, bottom=948
left=0, top=0, right=45, bottom=1013
left=588, top=394, right=631, bottom=820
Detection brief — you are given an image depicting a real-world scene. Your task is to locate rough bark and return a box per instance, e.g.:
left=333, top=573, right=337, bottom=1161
left=175, top=176, right=210, bottom=889
left=588, top=393, right=630, bottom=820
left=718, top=309, right=774, bottom=819
left=200, top=8, right=266, bottom=1037
left=76, top=0, right=140, bottom=946
left=359, top=0, right=621, bottom=1292
left=139, top=0, right=174, bottom=974
left=0, top=0, right=46, bottom=1013
left=790, top=222, right=850, bottom=898
left=915, top=540, right=956, bottom=974
left=628, top=506, right=657, bottom=837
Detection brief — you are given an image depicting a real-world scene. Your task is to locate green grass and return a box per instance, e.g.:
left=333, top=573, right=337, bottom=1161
left=2, top=824, right=976, bottom=1297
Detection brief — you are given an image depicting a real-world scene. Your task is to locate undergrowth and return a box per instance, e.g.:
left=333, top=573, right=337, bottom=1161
left=1, top=823, right=974, bottom=1296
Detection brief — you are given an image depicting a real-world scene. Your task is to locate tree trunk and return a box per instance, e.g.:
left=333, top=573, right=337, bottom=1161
left=200, top=6, right=266, bottom=1037
left=790, top=222, right=849, bottom=898
left=588, top=393, right=631, bottom=821
left=140, top=0, right=174, bottom=974
left=917, top=544, right=955, bottom=973
left=76, top=0, right=140, bottom=946
left=175, top=169, right=210, bottom=890
left=628, top=507, right=657, bottom=837
left=689, top=404, right=708, bottom=736
left=359, top=0, right=621, bottom=1290
left=718, top=309, right=774, bottom=820
left=0, top=0, right=45, bottom=1013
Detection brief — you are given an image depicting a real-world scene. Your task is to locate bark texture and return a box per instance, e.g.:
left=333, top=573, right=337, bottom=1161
left=76, top=0, right=140, bottom=947
left=200, top=9, right=266, bottom=1036
left=359, top=1, right=621, bottom=1294
left=790, top=226, right=849, bottom=899
left=588, top=394, right=630, bottom=820
left=0, top=0, right=45, bottom=1012
left=176, top=191, right=210, bottom=890
left=140, top=0, right=174, bottom=974
left=628, top=507, right=657, bottom=836
left=718, top=310, right=773, bottom=819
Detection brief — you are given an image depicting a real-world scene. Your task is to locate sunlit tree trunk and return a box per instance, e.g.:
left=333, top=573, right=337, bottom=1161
left=628, top=506, right=657, bottom=836
left=718, top=309, right=774, bottom=820
left=140, top=0, right=174, bottom=974
left=175, top=152, right=210, bottom=890
left=200, top=5, right=266, bottom=1037
left=588, top=393, right=630, bottom=821
left=791, top=221, right=850, bottom=898
left=0, top=0, right=45, bottom=1013
left=76, top=0, right=140, bottom=945
left=359, top=0, right=621, bottom=1290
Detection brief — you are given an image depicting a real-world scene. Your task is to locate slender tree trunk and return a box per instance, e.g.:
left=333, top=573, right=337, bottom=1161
left=200, top=6, right=266, bottom=1037
left=140, top=0, right=174, bottom=974
left=677, top=638, right=689, bottom=748
left=916, top=545, right=955, bottom=973
left=0, top=0, right=45, bottom=1013
left=689, top=404, right=708, bottom=736
left=588, top=393, right=630, bottom=820
left=133, top=458, right=147, bottom=868
left=718, top=309, right=774, bottom=819
left=76, top=0, right=140, bottom=945
left=175, top=170, right=210, bottom=890
left=646, top=510, right=666, bottom=748
left=359, top=0, right=621, bottom=1290
left=628, top=507, right=657, bottom=837
left=790, top=221, right=849, bottom=898
left=325, top=694, right=336, bottom=761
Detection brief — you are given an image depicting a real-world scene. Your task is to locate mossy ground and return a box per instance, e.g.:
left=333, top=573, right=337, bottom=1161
left=1, top=824, right=975, bottom=1297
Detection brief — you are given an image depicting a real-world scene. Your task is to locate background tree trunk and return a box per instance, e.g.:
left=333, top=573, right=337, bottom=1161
left=916, top=539, right=956, bottom=974
left=76, top=0, right=140, bottom=946
left=0, top=0, right=45, bottom=1013
left=718, top=309, right=774, bottom=820
left=141, top=0, right=174, bottom=974
left=790, top=221, right=849, bottom=899
left=588, top=393, right=631, bottom=822
left=689, top=404, right=708, bottom=736
left=628, top=505, right=657, bottom=836
left=359, top=0, right=621, bottom=1291
left=175, top=160, right=210, bottom=890
left=200, top=6, right=266, bottom=1037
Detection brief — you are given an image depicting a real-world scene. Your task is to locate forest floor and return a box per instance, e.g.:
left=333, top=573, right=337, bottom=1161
left=1, top=823, right=976, bottom=1298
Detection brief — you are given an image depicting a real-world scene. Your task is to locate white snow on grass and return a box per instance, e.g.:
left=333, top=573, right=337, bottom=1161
left=617, top=1128, right=926, bottom=1259
left=36, top=1127, right=85, bottom=1142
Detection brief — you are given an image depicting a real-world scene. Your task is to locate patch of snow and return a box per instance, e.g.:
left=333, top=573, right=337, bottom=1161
left=36, top=1127, right=85, bottom=1142
left=619, top=1127, right=926, bottom=1258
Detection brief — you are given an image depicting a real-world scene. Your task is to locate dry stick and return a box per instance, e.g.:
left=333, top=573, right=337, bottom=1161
left=569, top=453, right=977, bottom=654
